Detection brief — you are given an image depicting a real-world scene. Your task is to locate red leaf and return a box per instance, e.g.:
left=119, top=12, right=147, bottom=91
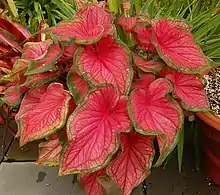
left=166, top=71, right=209, bottom=111
left=152, top=18, right=208, bottom=73
left=118, top=16, right=137, bottom=32
left=48, top=4, right=112, bottom=44
left=76, top=3, right=112, bottom=36
left=22, top=40, right=52, bottom=60
left=129, top=79, right=183, bottom=165
left=2, top=86, right=21, bottom=107
left=133, top=54, right=164, bottom=73
left=0, top=28, right=22, bottom=52
left=132, top=26, right=156, bottom=52
left=67, top=65, right=89, bottom=103
left=63, top=45, right=77, bottom=57
left=36, top=136, right=62, bottom=166
left=75, top=36, right=133, bottom=95
left=80, top=170, right=106, bottom=195
left=132, top=73, right=155, bottom=90
left=107, top=132, right=155, bottom=195
left=0, top=59, right=13, bottom=69
left=59, top=85, right=131, bottom=175
left=16, top=83, right=71, bottom=146
left=0, top=18, right=31, bottom=43
left=157, top=65, right=171, bottom=78
left=23, top=72, right=57, bottom=87
left=25, top=43, right=63, bottom=75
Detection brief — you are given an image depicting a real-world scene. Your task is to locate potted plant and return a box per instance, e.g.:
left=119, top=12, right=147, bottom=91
left=197, top=68, right=220, bottom=185
left=0, top=0, right=214, bottom=194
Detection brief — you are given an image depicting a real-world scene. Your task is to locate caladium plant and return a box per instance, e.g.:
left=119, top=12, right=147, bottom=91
left=0, top=1, right=211, bottom=195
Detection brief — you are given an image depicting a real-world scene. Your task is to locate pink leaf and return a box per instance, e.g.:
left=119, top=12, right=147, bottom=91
left=166, top=71, right=209, bottom=111
left=118, top=16, right=137, bottom=32
left=80, top=170, right=106, bottom=195
left=23, top=72, right=57, bottom=87
left=0, top=28, right=22, bottom=52
left=67, top=65, right=89, bottom=103
left=16, top=83, right=71, bottom=146
left=129, top=79, right=183, bottom=165
left=75, top=36, right=133, bottom=95
left=133, top=54, right=164, bottom=73
left=152, top=18, right=208, bottom=73
left=2, top=86, right=21, bottom=107
left=48, top=4, right=112, bottom=45
left=59, top=85, right=131, bottom=175
left=63, top=45, right=77, bottom=57
left=22, top=40, right=52, bottom=60
left=25, top=43, right=63, bottom=75
left=108, top=132, right=155, bottom=195
left=132, top=73, right=155, bottom=90
left=132, top=26, right=156, bottom=52
left=36, top=136, right=62, bottom=166
left=0, top=18, right=31, bottom=43
left=76, top=3, right=112, bottom=36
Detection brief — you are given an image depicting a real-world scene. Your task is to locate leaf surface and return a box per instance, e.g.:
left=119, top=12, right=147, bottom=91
left=0, top=28, right=22, bottom=52
left=16, top=83, right=71, bottom=146
left=166, top=71, right=209, bottom=111
left=23, top=72, right=57, bottom=87
left=132, top=73, right=155, bottom=90
left=133, top=26, right=156, bottom=52
left=25, top=43, right=63, bottom=75
left=152, top=19, right=208, bottom=73
left=133, top=54, right=164, bottom=73
left=48, top=4, right=112, bottom=44
left=60, top=85, right=131, bottom=175
left=108, top=132, right=155, bottom=195
left=0, top=17, right=31, bottom=42
left=118, top=16, right=137, bottom=32
left=2, top=86, right=21, bottom=107
left=36, top=136, right=62, bottom=166
left=129, top=79, right=183, bottom=165
left=80, top=170, right=106, bottom=195
left=22, top=40, right=52, bottom=60
left=67, top=65, right=89, bottom=103
left=75, top=36, right=132, bottom=95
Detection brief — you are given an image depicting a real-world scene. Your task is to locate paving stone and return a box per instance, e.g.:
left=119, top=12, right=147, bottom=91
left=0, top=163, right=84, bottom=195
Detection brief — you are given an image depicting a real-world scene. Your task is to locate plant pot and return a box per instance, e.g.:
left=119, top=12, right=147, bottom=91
left=197, top=112, right=220, bottom=185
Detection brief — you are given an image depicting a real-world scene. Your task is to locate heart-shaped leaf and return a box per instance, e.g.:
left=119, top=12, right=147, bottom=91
left=107, top=132, right=155, bottom=195
left=166, top=71, right=209, bottom=111
left=22, top=40, right=52, bottom=60
left=25, top=43, right=63, bottom=75
left=2, top=85, right=21, bottom=107
left=129, top=79, right=183, bottom=165
left=59, top=85, right=131, bottom=175
left=36, top=136, right=62, bottom=166
left=152, top=18, right=209, bottom=73
left=75, top=36, right=133, bottom=95
left=47, top=4, right=112, bottom=45
left=118, top=16, right=137, bottom=32
left=16, top=83, right=71, bottom=146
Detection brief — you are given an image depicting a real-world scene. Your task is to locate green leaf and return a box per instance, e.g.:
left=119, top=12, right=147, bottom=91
left=177, top=130, right=184, bottom=173
left=6, top=0, right=18, bottom=18
left=108, top=0, right=122, bottom=14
